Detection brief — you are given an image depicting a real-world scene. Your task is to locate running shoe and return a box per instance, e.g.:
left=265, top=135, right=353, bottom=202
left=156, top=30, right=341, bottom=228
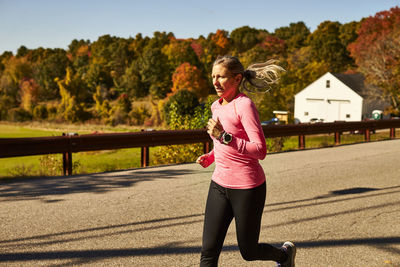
left=276, top=241, right=296, bottom=267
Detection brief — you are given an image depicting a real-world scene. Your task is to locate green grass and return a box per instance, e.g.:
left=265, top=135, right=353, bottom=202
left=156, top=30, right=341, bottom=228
left=1, top=122, right=399, bottom=178
left=280, top=129, right=398, bottom=151
left=0, top=122, right=155, bottom=178
left=0, top=124, right=62, bottom=138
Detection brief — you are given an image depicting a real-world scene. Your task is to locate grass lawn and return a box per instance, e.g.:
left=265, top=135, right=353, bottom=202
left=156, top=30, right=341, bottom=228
left=0, top=122, right=155, bottom=178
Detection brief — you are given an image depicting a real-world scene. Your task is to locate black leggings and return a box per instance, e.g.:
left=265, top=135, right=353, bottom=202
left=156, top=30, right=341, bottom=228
left=200, top=180, right=285, bottom=266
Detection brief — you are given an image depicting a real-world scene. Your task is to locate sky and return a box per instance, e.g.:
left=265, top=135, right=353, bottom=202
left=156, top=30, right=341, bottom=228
left=0, top=0, right=398, bottom=54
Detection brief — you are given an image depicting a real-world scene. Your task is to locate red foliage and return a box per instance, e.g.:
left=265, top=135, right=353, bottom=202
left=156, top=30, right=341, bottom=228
left=348, top=6, right=400, bottom=60
left=259, top=35, right=286, bottom=55
left=190, top=41, right=203, bottom=59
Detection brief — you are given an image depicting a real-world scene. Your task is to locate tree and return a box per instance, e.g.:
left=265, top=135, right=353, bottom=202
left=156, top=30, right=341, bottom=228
left=162, top=38, right=200, bottom=70
left=55, top=67, right=91, bottom=122
left=86, top=35, right=132, bottom=97
left=0, top=55, right=32, bottom=111
left=171, top=62, right=209, bottom=99
left=19, top=78, right=39, bottom=111
left=348, top=7, right=400, bottom=114
left=307, top=21, right=352, bottom=72
left=274, top=22, right=310, bottom=51
left=211, top=29, right=230, bottom=56
left=230, top=26, right=268, bottom=54
left=239, top=35, right=286, bottom=68
left=120, top=61, right=148, bottom=98
left=67, top=40, right=91, bottom=77
left=33, top=48, right=68, bottom=101
left=0, top=51, right=13, bottom=75
left=16, top=46, right=29, bottom=58
left=136, top=46, right=172, bottom=99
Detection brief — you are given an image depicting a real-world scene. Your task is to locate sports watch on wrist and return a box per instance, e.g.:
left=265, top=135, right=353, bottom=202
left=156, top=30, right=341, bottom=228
left=220, top=131, right=233, bottom=145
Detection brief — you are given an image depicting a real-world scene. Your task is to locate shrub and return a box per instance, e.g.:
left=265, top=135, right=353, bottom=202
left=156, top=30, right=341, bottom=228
left=266, top=137, right=288, bottom=153
left=33, top=104, right=48, bottom=120
left=39, top=154, right=63, bottom=176
left=163, top=89, right=199, bottom=125
left=129, top=105, right=150, bottom=125
left=39, top=154, right=81, bottom=176
left=46, top=104, right=58, bottom=121
left=153, top=96, right=213, bottom=165
left=7, top=107, right=32, bottom=122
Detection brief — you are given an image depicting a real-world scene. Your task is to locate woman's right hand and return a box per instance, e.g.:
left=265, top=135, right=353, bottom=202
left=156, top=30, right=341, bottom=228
left=196, top=154, right=211, bottom=168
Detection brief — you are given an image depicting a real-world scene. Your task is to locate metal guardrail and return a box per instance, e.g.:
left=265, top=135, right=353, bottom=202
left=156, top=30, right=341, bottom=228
left=0, top=119, right=399, bottom=175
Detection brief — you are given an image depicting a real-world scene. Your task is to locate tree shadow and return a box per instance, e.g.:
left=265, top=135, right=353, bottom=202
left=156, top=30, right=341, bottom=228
left=266, top=185, right=400, bottom=212
left=0, top=237, right=399, bottom=263
left=0, top=166, right=206, bottom=201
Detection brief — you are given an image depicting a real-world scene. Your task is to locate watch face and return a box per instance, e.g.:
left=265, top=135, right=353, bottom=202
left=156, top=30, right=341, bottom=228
left=223, top=133, right=232, bottom=143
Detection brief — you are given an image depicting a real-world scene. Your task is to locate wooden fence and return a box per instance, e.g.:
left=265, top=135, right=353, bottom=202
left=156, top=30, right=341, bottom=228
left=0, top=119, right=399, bottom=175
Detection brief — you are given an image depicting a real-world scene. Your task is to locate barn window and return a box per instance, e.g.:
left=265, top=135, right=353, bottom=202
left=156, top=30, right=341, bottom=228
left=346, top=114, right=351, bottom=118
left=304, top=112, right=309, bottom=116
left=326, top=80, right=330, bottom=88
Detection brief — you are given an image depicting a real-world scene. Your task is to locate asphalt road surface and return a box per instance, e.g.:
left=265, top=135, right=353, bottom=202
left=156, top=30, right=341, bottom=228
left=1, top=139, right=399, bottom=266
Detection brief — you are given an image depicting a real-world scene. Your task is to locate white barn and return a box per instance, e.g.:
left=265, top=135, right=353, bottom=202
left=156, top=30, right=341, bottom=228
left=294, top=72, right=388, bottom=123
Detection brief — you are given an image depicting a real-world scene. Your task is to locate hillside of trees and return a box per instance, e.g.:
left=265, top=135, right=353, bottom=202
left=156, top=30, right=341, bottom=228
left=0, top=6, right=399, bottom=128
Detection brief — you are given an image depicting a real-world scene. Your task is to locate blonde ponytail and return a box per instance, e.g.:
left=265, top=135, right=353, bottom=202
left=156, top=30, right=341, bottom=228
left=213, top=56, right=285, bottom=93
left=242, top=59, right=285, bottom=93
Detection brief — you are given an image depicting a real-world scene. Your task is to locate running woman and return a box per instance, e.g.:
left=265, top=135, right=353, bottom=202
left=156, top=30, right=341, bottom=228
left=196, top=55, right=296, bottom=267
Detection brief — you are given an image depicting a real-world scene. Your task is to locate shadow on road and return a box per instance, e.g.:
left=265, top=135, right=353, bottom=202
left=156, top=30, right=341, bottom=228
left=0, top=167, right=202, bottom=201
left=0, top=237, right=399, bottom=263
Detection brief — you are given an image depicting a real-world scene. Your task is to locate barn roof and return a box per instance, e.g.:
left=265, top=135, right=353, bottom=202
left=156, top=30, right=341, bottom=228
left=332, top=73, right=365, bottom=95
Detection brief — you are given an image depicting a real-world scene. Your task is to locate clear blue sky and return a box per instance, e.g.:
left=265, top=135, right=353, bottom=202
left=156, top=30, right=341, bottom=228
left=0, top=0, right=398, bottom=54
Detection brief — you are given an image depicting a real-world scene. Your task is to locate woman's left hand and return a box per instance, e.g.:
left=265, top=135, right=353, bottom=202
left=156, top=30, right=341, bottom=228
left=207, top=118, right=224, bottom=139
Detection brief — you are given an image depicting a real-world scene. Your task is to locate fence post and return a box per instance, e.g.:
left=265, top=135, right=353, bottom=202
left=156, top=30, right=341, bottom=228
left=364, top=129, right=371, bottom=142
left=62, top=151, right=72, bottom=176
left=141, top=146, right=149, bottom=167
left=62, top=133, right=73, bottom=176
left=203, top=141, right=210, bottom=154
left=140, top=129, right=150, bottom=167
left=390, top=128, right=396, bottom=139
left=298, top=135, right=305, bottom=150
left=334, top=132, right=341, bottom=146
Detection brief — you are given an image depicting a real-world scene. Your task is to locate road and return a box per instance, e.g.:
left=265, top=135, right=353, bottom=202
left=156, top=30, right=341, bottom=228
left=0, top=139, right=399, bottom=266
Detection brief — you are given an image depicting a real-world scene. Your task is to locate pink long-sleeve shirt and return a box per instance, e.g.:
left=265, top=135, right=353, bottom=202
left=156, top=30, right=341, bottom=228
left=206, top=93, right=267, bottom=189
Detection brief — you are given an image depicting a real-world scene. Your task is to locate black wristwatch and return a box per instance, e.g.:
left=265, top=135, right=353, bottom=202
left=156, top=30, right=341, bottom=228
left=220, top=131, right=233, bottom=145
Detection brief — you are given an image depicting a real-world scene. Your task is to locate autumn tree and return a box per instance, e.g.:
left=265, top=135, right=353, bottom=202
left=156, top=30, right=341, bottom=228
left=198, top=29, right=230, bottom=80
left=55, top=67, right=91, bottom=122
left=0, top=56, right=33, bottom=110
left=211, top=29, right=230, bottom=56
left=171, top=62, right=209, bottom=99
left=67, top=39, right=91, bottom=76
left=19, top=78, right=39, bottom=111
left=239, top=35, right=286, bottom=68
left=162, top=38, right=201, bottom=70
left=348, top=6, right=400, bottom=115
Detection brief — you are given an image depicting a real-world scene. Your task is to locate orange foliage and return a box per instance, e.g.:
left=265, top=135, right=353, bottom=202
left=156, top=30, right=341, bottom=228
left=211, top=29, right=230, bottom=55
left=171, top=63, right=209, bottom=99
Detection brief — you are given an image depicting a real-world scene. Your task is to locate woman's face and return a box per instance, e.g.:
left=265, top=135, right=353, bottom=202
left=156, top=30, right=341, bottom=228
left=212, top=64, right=241, bottom=102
